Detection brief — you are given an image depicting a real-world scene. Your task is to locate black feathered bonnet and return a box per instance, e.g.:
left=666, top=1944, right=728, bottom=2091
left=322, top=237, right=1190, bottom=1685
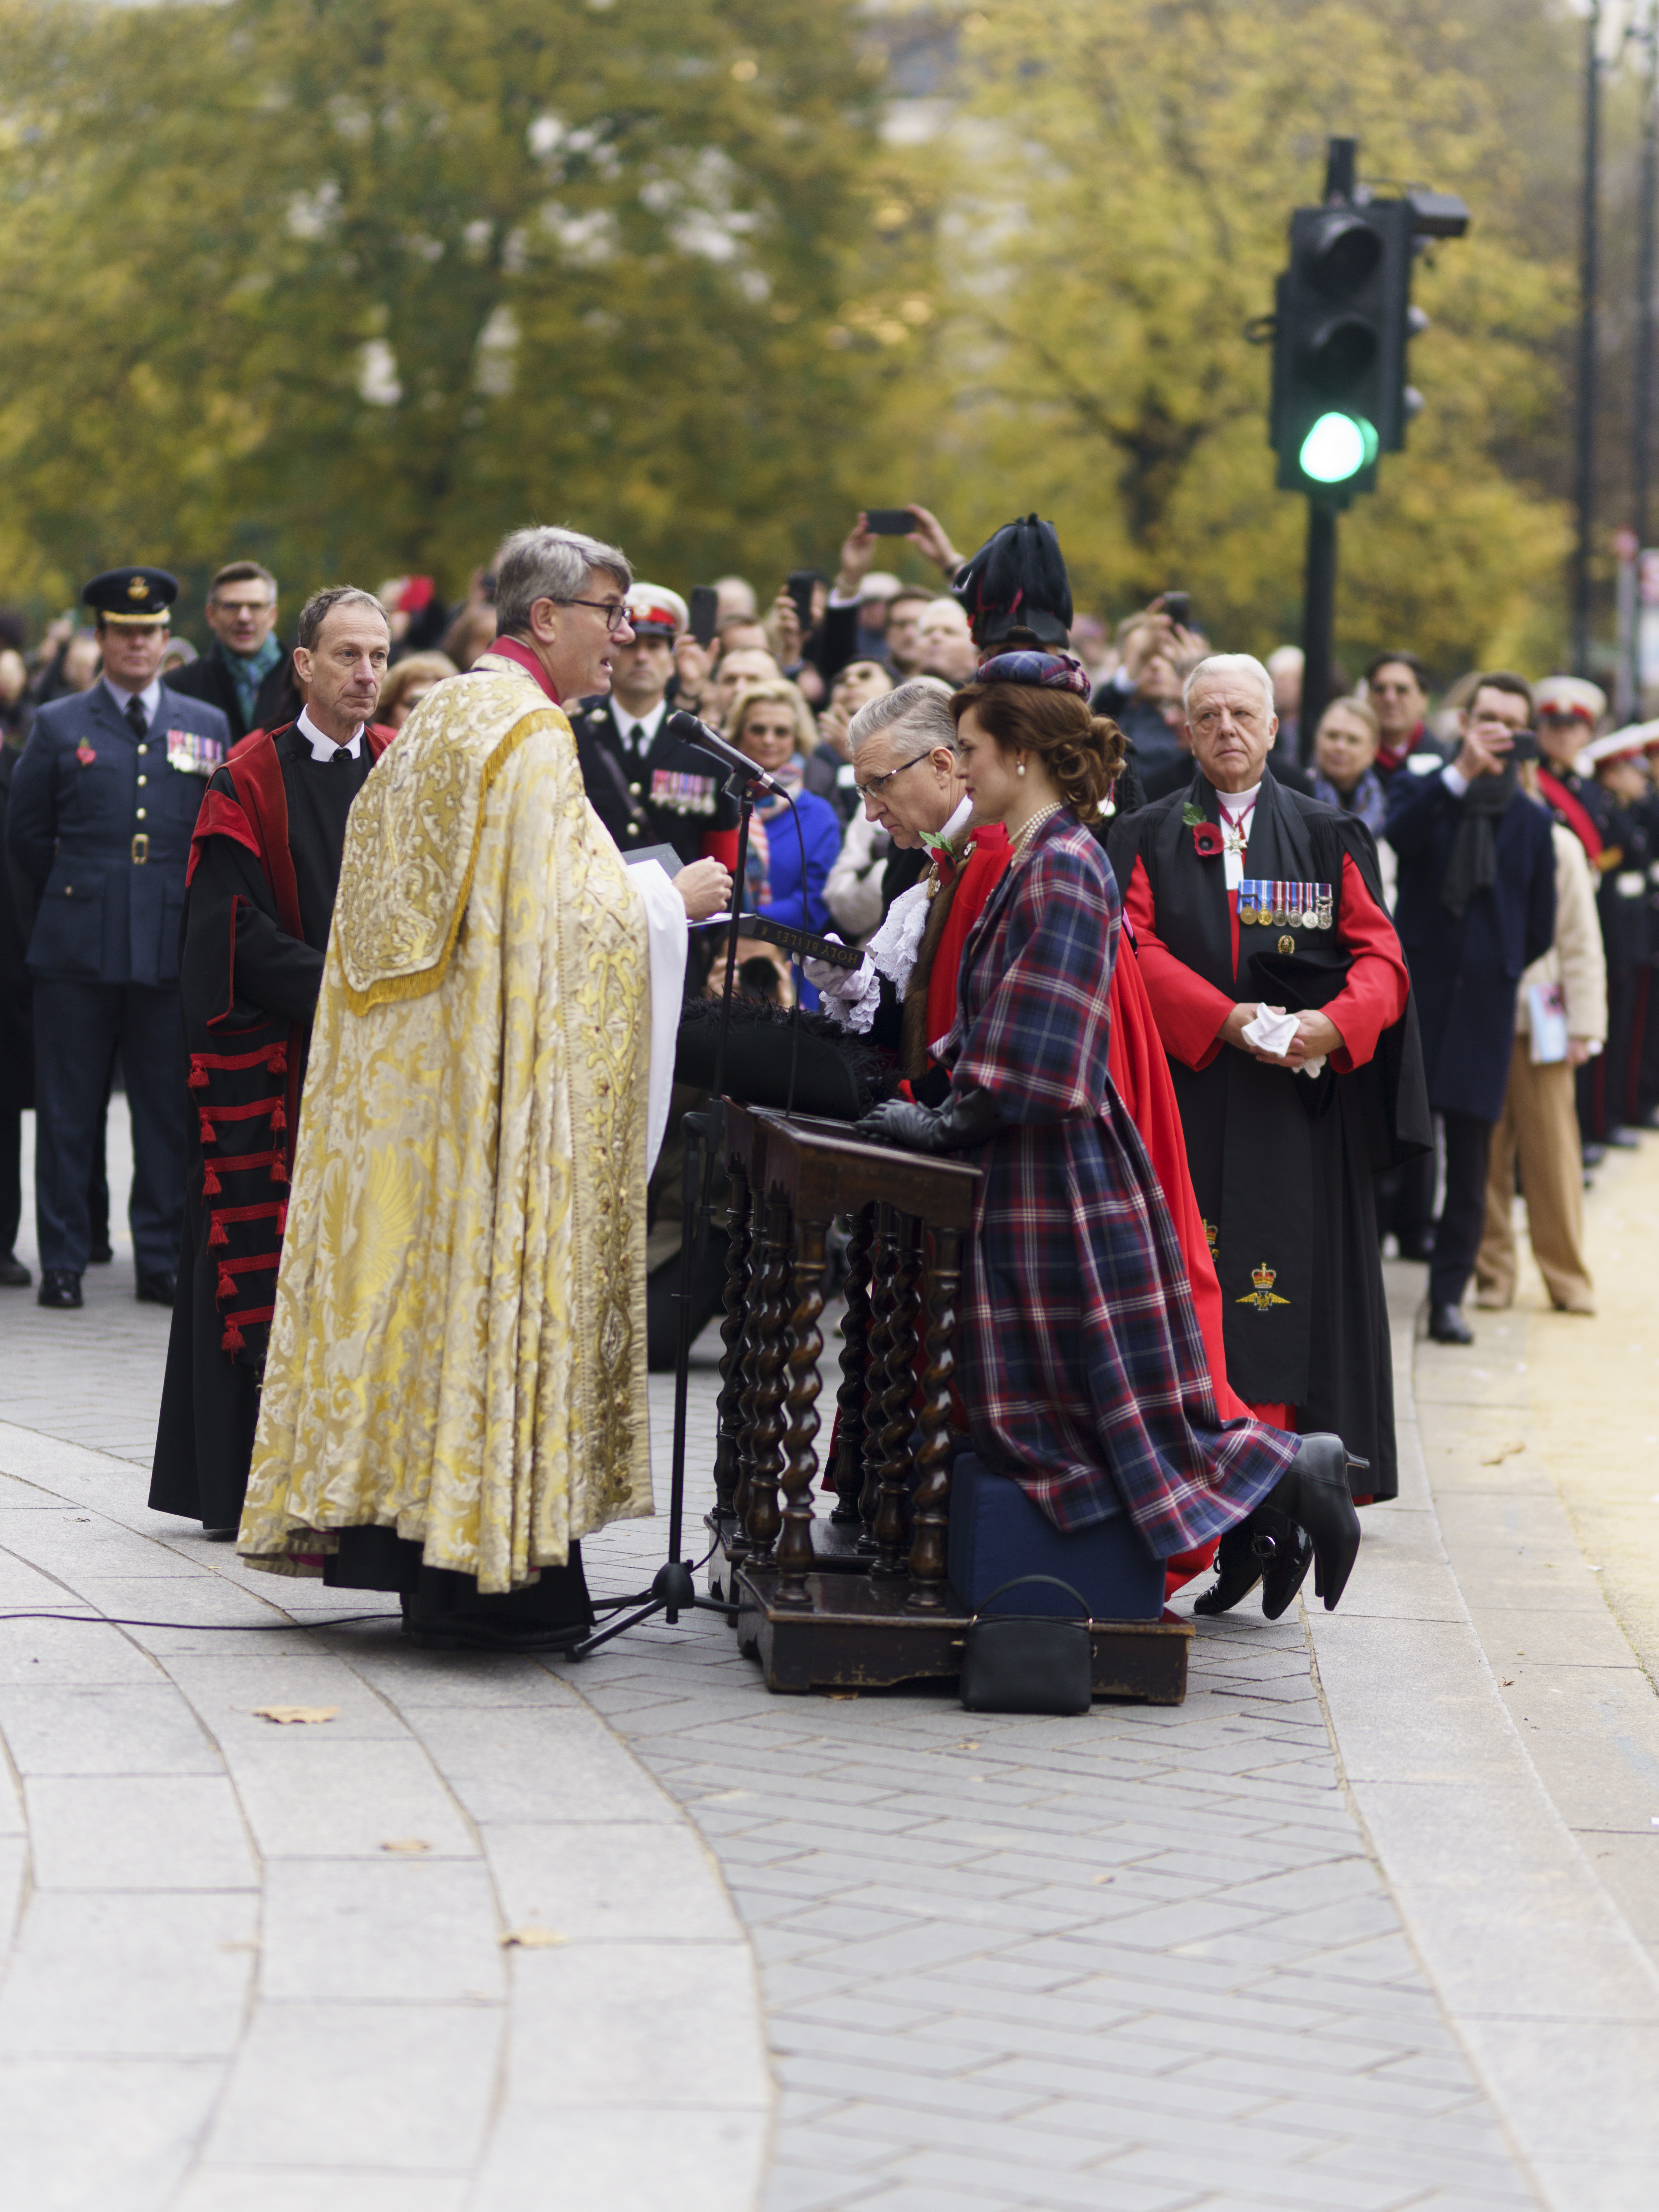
left=951, top=514, right=1073, bottom=648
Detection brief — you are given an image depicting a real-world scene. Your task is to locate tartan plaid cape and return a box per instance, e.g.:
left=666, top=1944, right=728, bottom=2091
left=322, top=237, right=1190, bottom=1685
left=943, top=814, right=1298, bottom=1554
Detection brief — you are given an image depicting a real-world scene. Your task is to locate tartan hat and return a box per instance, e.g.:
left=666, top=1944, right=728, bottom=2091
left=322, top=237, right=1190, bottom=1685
left=951, top=515, right=1072, bottom=648
left=83, top=566, right=177, bottom=625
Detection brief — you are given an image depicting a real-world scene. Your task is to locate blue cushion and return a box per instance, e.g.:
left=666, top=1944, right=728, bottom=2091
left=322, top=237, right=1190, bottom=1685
left=947, top=1452, right=1164, bottom=1620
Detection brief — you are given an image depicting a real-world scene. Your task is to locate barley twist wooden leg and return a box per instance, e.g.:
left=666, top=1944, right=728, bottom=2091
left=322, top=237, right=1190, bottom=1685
left=907, top=1224, right=962, bottom=1610
left=775, top=1212, right=826, bottom=1607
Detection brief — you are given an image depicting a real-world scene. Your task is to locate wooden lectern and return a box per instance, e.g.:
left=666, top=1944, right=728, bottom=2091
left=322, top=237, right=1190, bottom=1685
left=707, top=1103, right=1191, bottom=1701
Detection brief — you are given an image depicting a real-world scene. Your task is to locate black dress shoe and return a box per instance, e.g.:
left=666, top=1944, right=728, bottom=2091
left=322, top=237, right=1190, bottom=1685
left=37, top=1270, right=83, bottom=1309
left=89, top=1240, right=114, bottom=1264
left=202, top=1527, right=239, bottom=1542
left=0, top=1252, right=30, bottom=1288
left=1605, top=1126, right=1642, bottom=1150
left=1582, top=1141, right=1606, bottom=1167
left=1428, top=1302, right=1473, bottom=1345
left=136, top=1271, right=177, bottom=1306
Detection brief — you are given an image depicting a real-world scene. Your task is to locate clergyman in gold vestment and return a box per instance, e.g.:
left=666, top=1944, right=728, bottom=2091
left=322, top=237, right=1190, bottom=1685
left=237, top=527, right=732, bottom=1649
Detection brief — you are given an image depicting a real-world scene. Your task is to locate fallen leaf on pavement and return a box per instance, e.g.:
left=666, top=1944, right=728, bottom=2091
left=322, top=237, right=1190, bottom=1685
left=500, top=1925, right=566, bottom=1949
left=253, top=1704, right=340, bottom=1725
left=380, top=1839, right=431, bottom=1853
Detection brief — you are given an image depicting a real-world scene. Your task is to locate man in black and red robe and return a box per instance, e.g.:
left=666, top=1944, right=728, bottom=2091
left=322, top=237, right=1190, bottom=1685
left=1109, top=653, right=1430, bottom=1610
left=150, top=587, right=398, bottom=1535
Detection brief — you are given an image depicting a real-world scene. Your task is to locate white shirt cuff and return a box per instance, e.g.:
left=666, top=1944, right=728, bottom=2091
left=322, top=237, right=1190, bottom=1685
left=1441, top=764, right=1470, bottom=798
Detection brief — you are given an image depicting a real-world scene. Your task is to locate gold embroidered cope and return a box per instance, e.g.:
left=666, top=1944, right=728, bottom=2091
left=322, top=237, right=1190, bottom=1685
left=238, top=658, right=655, bottom=1590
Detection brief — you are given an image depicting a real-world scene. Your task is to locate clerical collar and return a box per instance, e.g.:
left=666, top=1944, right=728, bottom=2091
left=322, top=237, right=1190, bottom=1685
left=298, top=706, right=363, bottom=761
left=615, top=697, right=668, bottom=754
left=1215, top=782, right=1261, bottom=818
left=104, top=675, right=161, bottom=719
left=483, top=635, right=561, bottom=705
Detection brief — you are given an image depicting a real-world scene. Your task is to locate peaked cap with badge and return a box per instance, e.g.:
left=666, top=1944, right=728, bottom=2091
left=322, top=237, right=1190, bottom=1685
left=83, top=567, right=178, bottom=626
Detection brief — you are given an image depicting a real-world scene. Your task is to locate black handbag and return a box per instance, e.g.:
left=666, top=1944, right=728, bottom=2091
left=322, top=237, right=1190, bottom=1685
left=958, top=1575, right=1093, bottom=1716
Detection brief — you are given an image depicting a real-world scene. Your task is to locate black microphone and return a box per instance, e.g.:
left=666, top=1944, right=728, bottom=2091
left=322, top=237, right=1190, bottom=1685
left=665, top=709, right=784, bottom=794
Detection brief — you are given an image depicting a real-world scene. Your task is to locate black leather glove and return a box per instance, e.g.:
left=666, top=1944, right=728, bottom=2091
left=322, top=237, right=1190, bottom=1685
left=853, top=1085, right=1006, bottom=1154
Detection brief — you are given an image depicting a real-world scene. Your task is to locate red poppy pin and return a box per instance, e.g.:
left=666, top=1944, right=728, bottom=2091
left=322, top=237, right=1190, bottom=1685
left=75, top=741, right=96, bottom=766
left=1191, top=821, right=1224, bottom=859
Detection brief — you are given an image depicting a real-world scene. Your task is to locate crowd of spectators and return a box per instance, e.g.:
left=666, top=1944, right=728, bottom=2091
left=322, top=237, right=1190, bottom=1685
left=0, top=513, right=1653, bottom=1349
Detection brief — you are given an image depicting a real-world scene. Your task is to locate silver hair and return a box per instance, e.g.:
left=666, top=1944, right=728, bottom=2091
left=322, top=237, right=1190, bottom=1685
left=296, top=587, right=388, bottom=652
left=1183, top=652, right=1275, bottom=719
left=493, top=525, right=632, bottom=637
left=848, top=679, right=959, bottom=759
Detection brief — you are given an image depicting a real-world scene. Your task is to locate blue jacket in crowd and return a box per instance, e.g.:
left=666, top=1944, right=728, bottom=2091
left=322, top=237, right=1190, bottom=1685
left=6, top=681, right=231, bottom=989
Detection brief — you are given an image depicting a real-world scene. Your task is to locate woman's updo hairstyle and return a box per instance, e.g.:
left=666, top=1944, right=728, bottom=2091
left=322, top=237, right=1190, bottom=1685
left=949, top=681, right=1126, bottom=824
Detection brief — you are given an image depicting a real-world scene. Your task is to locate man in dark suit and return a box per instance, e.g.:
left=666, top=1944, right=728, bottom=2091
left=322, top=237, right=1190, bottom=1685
left=6, top=567, right=232, bottom=1310
left=167, top=561, right=298, bottom=740
left=1384, top=671, right=1557, bottom=1343
left=572, top=583, right=740, bottom=871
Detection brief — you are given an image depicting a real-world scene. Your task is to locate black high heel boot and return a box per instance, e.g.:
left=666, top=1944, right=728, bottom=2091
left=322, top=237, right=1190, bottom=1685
left=1269, top=1432, right=1363, bottom=1613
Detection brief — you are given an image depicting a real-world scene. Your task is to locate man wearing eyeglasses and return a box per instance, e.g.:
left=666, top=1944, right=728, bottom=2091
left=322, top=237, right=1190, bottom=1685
left=812, top=680, right=1009, bottom=1102
left=168, top=561, right=299, bottom=742
left=237, top=525, right=731, bottom=1653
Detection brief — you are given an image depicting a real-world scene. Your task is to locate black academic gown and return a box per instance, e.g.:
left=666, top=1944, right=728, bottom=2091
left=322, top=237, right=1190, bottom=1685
left=1109, top=771, right=1431, bottom=1501
left=150, top=725, right=373, bottom=1530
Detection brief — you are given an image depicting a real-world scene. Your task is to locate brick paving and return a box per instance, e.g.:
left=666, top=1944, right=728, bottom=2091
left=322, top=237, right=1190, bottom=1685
left=1, top=1107, right=1543, bottom=2209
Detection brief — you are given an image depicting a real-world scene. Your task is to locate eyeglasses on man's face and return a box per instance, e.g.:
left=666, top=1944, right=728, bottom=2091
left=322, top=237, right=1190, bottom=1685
left=856, top=752, right=931, bottom=800
left=559, top=596, right=633, bottom=634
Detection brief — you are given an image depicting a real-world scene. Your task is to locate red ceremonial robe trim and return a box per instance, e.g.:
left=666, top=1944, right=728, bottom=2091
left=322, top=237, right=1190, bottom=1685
left=484, top=636, right=562, bottom=704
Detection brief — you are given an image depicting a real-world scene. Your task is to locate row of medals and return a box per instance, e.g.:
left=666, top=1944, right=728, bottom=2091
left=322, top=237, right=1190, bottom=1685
left=1239, top=880, right=1334, bottom=931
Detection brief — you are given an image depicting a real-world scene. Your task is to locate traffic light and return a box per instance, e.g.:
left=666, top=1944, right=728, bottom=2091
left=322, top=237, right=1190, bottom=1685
left=1271, top=199, right=1412, bottom=497
left=1268, top=145, right=1468, bottom=501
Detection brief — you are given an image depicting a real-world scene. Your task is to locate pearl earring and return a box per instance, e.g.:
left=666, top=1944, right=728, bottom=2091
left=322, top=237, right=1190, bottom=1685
left=1017, top=759, right=1026, bottom=777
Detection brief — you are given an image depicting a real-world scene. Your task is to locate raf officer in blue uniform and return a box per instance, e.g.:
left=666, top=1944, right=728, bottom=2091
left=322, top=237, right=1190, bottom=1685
left=7, top=568, right=232, bottom=1310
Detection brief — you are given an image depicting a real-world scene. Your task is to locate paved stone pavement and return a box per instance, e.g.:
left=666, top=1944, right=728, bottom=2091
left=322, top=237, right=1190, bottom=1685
left=3, top=1106, right=1658, bottom=2209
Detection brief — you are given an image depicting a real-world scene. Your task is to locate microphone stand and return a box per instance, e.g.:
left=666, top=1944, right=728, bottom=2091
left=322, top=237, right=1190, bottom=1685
left=569, top=765, right=763, bottom=1659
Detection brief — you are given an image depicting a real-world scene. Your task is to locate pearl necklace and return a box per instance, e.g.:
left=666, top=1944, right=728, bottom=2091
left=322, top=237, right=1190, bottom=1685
left=1008, top=801, right=1065, bottom=858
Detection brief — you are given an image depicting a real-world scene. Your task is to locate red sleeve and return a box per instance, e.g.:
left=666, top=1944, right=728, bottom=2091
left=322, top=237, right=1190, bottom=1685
left=1324, top=852, right=1410, bottom=1071
left=186, top=785, right=261, bottom=887
left=700, top=827, right=739, bottom=868
left=1123, top=855, right=1234, bottom=1071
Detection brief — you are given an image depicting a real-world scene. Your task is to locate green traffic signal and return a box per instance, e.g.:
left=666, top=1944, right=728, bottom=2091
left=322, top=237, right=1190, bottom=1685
left=1298, top=411, right=1380, bottom=484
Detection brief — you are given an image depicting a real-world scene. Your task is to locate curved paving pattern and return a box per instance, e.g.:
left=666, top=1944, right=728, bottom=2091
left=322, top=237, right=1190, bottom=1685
left=0, top=1421, right=770, bottom=2212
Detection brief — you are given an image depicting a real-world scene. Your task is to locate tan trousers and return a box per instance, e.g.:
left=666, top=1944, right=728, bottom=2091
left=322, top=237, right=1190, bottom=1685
left=1475, top=1038, right=1595, bottom=1312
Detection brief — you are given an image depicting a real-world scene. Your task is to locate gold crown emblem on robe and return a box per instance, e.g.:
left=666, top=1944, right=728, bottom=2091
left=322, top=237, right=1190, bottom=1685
left=1238, top=1260, right=1291, bottom=1311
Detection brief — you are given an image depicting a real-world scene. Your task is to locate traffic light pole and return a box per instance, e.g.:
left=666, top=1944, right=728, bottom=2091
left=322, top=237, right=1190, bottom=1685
left=1300, top=498, right=1338, bottom=766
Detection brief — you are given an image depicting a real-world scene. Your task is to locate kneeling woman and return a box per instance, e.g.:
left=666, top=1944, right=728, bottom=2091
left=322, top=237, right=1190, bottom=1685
left=857, top=659, right=1361, bottom=1614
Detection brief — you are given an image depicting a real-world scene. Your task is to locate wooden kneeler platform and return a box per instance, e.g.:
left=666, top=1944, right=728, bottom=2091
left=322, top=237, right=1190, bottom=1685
left=707, top=1104, right=1191, bottom=1705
